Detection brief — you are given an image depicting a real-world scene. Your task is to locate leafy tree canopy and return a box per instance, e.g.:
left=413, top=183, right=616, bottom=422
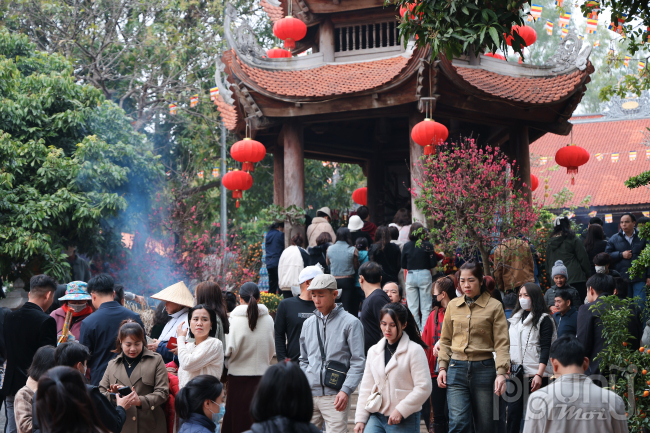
left=0, top=30, right=163, bottom=282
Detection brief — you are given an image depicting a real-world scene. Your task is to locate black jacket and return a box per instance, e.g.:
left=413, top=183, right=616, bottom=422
left=586, top=239, right=609, bottom=275
left=2, top=302, right=57, bottom=396
left=244, top=416, right=320, bottom=433
left=32, top=385, right=126, bottom=433
left=605, top=229, right=650, bottom=283
left=369, top=242, right=402, bottom=283
left=307, top=244, right=330, bottom=274
left=577, top=294, right=642, bottom=376
left=0, top=307, right=10, bottom=363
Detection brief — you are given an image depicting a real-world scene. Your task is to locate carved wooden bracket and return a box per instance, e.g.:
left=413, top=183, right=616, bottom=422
left=417, top=59, right=440, bottom=113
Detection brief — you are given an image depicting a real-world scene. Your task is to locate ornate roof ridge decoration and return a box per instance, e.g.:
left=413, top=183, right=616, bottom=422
left=215, top=56, right=235, bottom=105
left=601, top=92, right=650, bottom=120
left=545, top=28, right=592, bottom=74
left=225, top=3, right=267, bottom=63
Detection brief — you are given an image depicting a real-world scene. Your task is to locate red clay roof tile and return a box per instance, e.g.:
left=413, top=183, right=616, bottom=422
left=455, top=67, right=586, bottom=104
left=215, top=95, right=239, bottom=131
left=235, top=54, right=412, bottom=97
left=260, top=0, right=284, bottom=24
left=531, top=118, right=650, bottom=207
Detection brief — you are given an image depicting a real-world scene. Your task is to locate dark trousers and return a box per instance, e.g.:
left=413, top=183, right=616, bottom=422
left=506, top=375, right=549, bottom=433
left=282, top=290, right=293, bottom=299
left=338, top=278, right=362, bottom=315
left=268, top=267, right=279, bottom=294
left=572, top=281, right=587, bottom=303
left=421, top=377, right=448, bottom=433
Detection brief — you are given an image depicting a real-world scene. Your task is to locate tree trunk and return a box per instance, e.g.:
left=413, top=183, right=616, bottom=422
left=477, top=242, right=493, bottom=277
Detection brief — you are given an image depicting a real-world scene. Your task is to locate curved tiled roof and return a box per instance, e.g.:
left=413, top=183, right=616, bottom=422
left=531, top=118, right=650, bottom=207
left=260, top=0, right=284, bottom=23
left=215, top=95, right=239, bottom=131
left=234, top=52, right=413, bottom=97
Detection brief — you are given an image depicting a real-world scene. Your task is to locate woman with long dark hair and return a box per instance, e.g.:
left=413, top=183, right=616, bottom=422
left=401, top=223, right=438, bottom=331
left=327, top=226, right=361, bottom=314
left=177, top=305, right=224, bottom=388
left=583, top=224, right=608, bottom=274
left=247, top=361, right=319, bottom=433
left=175, top=375, right=224, bottom=433
left=308, top=232, right=332, bottom=273
left=392, top=208, right=412, bottom=244
left=195, top=281, right=230, bottom=347
left=436, top=262, right=510, bottom=433
left=420, top=276, right=457, bottom=433
left=545, top=216, right=592, bottom=301
left=354, top=303, right=431, bottom=433
left=506, top=283, right=557, bottom=433
left=369, top=226, right=402, bottom=284
left=223, top=283, right=275, bottom=433
left=36, top=366, right=107, bottom=433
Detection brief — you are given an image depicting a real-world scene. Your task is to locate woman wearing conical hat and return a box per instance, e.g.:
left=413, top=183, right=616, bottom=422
left=147, top=281, right=195, bottom=363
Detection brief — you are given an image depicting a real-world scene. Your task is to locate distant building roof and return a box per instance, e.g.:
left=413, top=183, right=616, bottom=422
left=531, top=99, right=650, bottom=208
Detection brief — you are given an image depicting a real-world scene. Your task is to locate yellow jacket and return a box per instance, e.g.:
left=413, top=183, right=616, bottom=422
left=437, top=291, right=511, bottom=375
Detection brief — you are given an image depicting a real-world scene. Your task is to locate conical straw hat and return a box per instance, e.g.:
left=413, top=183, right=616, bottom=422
left=151, top=281, right=195, bottom=308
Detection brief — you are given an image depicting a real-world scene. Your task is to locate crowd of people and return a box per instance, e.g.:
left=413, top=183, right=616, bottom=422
left=0, top=208, right=648, bottom=433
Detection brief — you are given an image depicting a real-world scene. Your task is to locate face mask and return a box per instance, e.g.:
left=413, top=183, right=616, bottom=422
left=208, top=401, right=225, bottom=424
left=519, top=298, right=532, bottom=310
left=69, top=303, right=87, bottom=313
left=432, top=295, right=442, bottom=309
left=595, top=265, right=607, bottom=274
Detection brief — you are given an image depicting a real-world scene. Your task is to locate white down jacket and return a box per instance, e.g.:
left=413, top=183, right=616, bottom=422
left=508, top=310, right=557, bottom=377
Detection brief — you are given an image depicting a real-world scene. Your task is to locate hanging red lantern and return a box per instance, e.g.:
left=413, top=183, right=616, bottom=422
left=484, top=52, right=506, bottom=60
left=231, top=138, right=266, bottom=172
left=530, top=174, right=539, bottom=191
left=411, top=118, right=449, bottom=155
left=554, top=144, right=590, bottom=185
left=352, top=187, right=367, bottom=206
left=221, top=169, right=253, bottom=208
left=267, top=47, right=292, bottom=58
left=273, top=16, right=307, bottom=50
left=505, top=25, right=537, bottom=49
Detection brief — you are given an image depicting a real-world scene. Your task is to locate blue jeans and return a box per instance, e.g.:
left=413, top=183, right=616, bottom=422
left=365, top=412, right=421, bottom=433
left=632, top=281, right=648, bottom=320
left=406, top=269, right=432, bottom=331
left=447, top=358, right=497, bottom=433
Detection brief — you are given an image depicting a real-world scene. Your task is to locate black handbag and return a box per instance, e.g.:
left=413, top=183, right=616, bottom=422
left=510, top=325, right=533, bottom=378
left=316, top=319, right=349, bottom=391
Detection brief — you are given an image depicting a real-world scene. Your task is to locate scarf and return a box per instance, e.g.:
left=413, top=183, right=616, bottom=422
left=62, top=302, right=94, bottom=317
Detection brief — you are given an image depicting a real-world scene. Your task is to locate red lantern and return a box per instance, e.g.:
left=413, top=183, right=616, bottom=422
left=352, top=187, right=367, bottom=206
left=411, top=118, right=449, bottom=155
left=221, top=170, right=253, bottom=208
left=484, top=52, right=506, bottom=60
left=554, top=144, right=590, bottom=185
left=531, top=174, right=539, bottom=191
left=273, top=16, right=307, bottom=50
left=267, top=47, right=291, bottom=58
left=231, top=138, right=266, bottom=172
left=505, top=25, right=537, bottom=49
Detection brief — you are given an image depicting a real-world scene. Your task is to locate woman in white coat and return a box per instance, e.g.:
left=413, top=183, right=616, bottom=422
left=176, top=304, right=224, bottom=388
left=222, top=282, right=275, bottom=433
left=354, top=303, right=432, bottom=433
left=506, top=282, right=557, bottom=433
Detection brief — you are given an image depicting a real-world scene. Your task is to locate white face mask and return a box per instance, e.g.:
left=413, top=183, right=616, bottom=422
left=69, top=303, right=87, bottom=313
left=595, top=265, right=607, bottom=274
left=519, top=298, right=532, bottom=310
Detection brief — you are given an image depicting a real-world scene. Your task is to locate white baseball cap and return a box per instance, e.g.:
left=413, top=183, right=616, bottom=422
left=299, top=266, right=324, bottom=285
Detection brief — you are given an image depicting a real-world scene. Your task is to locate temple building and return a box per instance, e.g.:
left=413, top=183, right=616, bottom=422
left=215, top=0, right=595, bottom=223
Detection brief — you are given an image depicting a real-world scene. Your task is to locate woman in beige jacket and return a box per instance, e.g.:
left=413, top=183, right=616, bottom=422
left=354, top=303, right=431, bottom=433
left=99, top=320, right=169, bottom=433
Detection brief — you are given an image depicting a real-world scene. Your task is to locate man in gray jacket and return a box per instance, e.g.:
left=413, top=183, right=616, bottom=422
left=299, top=274, right=365, bottom=433
left=523, top=335, right=628, bottom=433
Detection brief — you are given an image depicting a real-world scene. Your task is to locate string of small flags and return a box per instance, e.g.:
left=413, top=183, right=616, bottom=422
left=167, top=86, right=224, bottom=115
left=591, top=149, right=650, bottom=162
left=196, top=167, right=221, bottom=179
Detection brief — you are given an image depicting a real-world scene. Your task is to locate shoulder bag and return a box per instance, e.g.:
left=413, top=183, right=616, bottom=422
left=510, top=321, right=533, bottom=378
left=316, top=319, right=349, bottom=391
left=364, top=371, right=389, bottom=413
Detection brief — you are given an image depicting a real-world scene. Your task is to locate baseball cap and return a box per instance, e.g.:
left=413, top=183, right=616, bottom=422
left=299, top=266, right=324, bottom=285
left=307, top=274, right=338, bottom=291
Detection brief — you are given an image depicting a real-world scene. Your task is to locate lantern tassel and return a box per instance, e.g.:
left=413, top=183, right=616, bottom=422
left=571, top=176, right=575, bottom=185
left=236, top=199, right=240, bottom=208
left=566, top=167, right=578, bottom=175
left=243, top=162, right=254, bottom=172
left=424, top=145, right=435, bottom=155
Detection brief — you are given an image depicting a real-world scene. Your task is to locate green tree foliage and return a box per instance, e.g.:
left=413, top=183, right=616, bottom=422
left=0, top=30, right=162, bottom=282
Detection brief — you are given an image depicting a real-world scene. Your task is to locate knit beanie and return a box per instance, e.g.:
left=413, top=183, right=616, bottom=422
left=551, top=260, right=568, bottom=279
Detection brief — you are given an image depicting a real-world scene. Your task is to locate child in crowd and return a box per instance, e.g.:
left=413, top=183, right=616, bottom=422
left=544, top=260, right=582, bottom=311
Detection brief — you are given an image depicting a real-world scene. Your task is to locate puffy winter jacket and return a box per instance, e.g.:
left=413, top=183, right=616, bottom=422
left=244, top=416, right=320, bottom=433
left=306, top=217, right=336, bottom=247
left=299, top=304, right=366, bottom=396
left=178, top=413, right=216, bottom=433
left=265, top=229, right=285, bottom=269
left=605, top=229, right=650, bottom=283
left=545, top=235, right=592, bottom=285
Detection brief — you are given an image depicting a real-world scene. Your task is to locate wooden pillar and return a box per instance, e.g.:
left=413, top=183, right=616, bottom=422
left=409, top=111, right=427, bottom=226
left=511, top=125, right=532, bottom=204
left=283, top=120, right=305, bottom=246
left=367, top=155, right=384, bottom=224
left=273, top=146, right=284, bottom=207
left=319, top=19, right=335, bottom=62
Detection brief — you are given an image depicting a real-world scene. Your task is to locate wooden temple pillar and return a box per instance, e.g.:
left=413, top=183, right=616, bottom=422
left=367, top=155, right=384, bottom=224
left=510, top=125, right=532, bottom=204
left=319, top=19, right=335, bottom=62
left=273, top=145, right=284, bottom=207
left=282, top=119, right=306, bottom=246
left=409, top=111, right=427, bottom=226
